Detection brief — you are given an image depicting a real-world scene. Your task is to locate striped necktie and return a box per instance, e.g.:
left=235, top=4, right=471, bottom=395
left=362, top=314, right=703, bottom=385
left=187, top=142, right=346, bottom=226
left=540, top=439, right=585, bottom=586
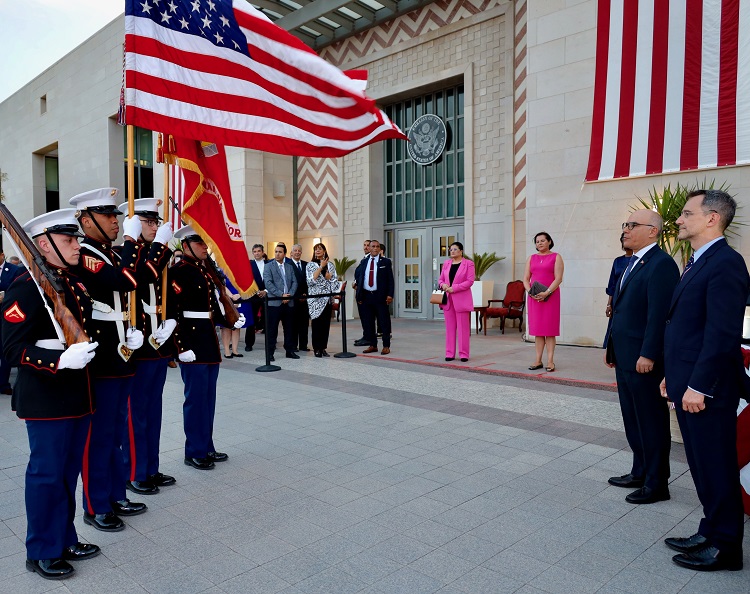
left=681, top=254, right=694, bottom=278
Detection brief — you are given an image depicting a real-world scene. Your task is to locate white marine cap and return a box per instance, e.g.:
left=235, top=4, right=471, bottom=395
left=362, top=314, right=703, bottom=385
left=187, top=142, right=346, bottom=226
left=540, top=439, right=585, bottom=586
left=117, top=198, right=163, bottom=220
left=69, top=188, right=122, bottom=215
left=23, top=208, right=84, bottom=238
left=173, top=225, right=203, bottom=242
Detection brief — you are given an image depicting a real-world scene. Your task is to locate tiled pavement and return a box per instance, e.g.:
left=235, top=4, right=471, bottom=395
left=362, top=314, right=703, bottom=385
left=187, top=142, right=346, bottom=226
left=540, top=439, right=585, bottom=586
left=0, top=322, right=748, bottom=593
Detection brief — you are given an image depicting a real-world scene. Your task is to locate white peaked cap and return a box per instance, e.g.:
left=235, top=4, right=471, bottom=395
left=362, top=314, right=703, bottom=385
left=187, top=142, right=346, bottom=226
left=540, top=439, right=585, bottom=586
left=23, top=208, right=84, bottom=238
left=69, top=188, right=122, bottom=213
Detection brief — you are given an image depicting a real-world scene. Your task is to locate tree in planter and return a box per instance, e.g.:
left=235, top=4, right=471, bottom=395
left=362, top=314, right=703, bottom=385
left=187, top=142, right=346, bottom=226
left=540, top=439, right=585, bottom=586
left=332, top=256, right=357, bottom=281
left=467, top=252, right=506, bottom=280
left=633, top=179, right=741, bottom=268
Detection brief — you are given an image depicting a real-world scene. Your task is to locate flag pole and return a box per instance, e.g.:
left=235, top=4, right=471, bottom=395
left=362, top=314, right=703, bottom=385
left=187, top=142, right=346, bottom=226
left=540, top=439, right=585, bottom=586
left=127, top=124, right=137, bottom=326
left=160, top=134, right=170, bottom=321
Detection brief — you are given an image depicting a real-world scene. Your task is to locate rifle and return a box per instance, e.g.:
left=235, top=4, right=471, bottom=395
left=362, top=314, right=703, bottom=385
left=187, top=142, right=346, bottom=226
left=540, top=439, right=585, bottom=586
left=166, top=196, right=240, bottom=327
left=0, top=203, right=90, bottom=346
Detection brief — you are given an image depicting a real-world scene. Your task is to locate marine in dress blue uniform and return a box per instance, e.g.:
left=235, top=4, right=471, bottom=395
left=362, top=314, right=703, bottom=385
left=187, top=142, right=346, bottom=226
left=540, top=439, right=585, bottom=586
left=168, top=225, right=245, bottom=469
left=1, top=210, right=100, bottom=580
left=117, top=199, right=177, bottom=495
left=69, top=188, right=147, bottom=532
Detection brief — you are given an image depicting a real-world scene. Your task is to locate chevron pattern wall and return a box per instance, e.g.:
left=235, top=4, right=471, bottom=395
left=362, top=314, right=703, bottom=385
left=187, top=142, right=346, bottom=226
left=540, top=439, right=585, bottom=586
left=513, top=0, right=527, bottom=211
left=297, top=157, right=339, bottom=231
left=319, top=0, right=505, bottom=66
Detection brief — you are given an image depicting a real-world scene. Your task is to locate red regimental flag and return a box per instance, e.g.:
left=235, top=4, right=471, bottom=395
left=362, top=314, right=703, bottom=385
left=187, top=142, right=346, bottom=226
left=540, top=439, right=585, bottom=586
left=168, top=137, right=255, bottom=296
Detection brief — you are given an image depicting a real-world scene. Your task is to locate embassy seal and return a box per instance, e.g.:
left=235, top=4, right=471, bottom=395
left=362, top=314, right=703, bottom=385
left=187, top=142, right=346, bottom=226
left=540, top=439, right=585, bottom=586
left=407, top=114, right=447, bottom=165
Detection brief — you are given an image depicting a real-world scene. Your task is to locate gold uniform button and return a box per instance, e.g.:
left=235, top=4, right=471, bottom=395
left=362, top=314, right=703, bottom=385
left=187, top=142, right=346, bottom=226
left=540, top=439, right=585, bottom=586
left=25, top=357, right=30, bottom=362
left=50, top=363, right=55, bottom=368
left=38, top=360, right=42, bottom=364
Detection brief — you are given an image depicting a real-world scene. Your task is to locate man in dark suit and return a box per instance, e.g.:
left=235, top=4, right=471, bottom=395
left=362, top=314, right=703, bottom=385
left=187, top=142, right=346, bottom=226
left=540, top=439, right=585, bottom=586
left=289, top=243, right=309, bottom=351
left=245, top=244, right=267, bottom=351
left=263, top=244, right=298, bottom=360
left=353, top=240, right=371, bottom=347
left=661, top=189, right=749, bottom=572
left=355, top=239, right=394, bottom=355
left=604, top=210, right=679, bottom=504
left=0, top=248, right=22, bottom=395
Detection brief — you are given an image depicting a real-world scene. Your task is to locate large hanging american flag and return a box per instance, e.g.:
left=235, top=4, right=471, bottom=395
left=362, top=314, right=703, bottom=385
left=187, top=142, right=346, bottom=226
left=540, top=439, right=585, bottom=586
left=586, top=0, right=750, bottom=182
left=124, top=0, right=405, bottom=156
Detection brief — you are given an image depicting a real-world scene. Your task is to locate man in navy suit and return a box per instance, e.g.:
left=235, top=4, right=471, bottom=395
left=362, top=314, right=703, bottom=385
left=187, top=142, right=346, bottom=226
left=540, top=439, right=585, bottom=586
left=605, top=210, right=679, bottom=504
left=245, top=244, right=267, bottom=351
left=355, top=239, right=394, bottom=355
left=289, top=244, right=309, bottom=352
left=0, top=249, right=22, bottom=394
left=662, top=189, right=749, bottom=572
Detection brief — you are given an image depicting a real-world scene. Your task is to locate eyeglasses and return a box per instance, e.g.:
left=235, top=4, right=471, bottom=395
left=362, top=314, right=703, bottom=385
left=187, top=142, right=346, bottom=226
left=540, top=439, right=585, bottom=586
left=139, top=218, right=159, bottom=227
left=679, top=209, right=717, bottom=218
left=622, top=222, right=656, bottom=231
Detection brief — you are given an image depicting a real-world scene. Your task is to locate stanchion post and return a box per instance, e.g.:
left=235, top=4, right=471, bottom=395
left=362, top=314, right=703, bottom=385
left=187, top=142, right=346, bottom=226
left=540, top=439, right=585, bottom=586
left=334, top=289, right=355, bottom=358
left=256, top=295, right=281, bottom=372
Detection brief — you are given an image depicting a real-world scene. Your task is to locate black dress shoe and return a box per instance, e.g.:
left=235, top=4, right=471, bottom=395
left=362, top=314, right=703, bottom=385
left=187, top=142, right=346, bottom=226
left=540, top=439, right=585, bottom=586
left=83, top=512, right=125, bottom=532
left=207, top=451, right=228, bottom=462
left=184, top=456, right=215, bottom=470
left=321, top=350, right=330, bottom=357
left=244, top=346, right=253, bottom=352
left=672, top=545, right=743, bottom=571
left=608, top=473, right=645, bottom=488
left=445, top=357, right=455, bottom=361
left=127, top=480, right=159, bottom=495
left=461, top=358, right=469, bottom=362
left=112, top=499, right=148, bottom=516
left=665, top=533, right=708, bottom=554
left=62, top=542, right=101, bottom=561
left=353, top=339, right=370, bottom=346
left=223, top=353, right=234, bottom=359
left=270, top=355, right=275, bottom=362
left=286, top=351, right=300, bottom=359
left=26, top=558, right=75, bottom=580
left=625, top=486, right=670, bottom=504
left=148, top=472, right=176, bottom=486
left=314, top=351, right=322, bottom=358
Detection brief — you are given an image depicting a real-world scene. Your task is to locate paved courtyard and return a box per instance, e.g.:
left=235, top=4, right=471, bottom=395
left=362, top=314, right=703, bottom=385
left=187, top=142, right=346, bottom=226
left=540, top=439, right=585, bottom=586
left=0, top=323, right=748, bottom=593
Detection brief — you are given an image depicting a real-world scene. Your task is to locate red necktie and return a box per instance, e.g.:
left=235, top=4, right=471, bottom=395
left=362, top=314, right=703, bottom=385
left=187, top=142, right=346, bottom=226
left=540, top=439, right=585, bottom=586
left=368, top=257, right=375, bottom=286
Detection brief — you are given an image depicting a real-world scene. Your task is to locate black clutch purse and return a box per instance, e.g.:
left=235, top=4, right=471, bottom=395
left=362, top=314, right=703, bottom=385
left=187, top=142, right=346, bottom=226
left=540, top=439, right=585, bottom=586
left=529, top=281, right=549, bottom=301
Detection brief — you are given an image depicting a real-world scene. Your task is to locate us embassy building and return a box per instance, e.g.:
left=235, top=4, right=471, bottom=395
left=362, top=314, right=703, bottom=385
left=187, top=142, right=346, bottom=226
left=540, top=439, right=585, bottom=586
left=1, top=0, right=748, bottom=346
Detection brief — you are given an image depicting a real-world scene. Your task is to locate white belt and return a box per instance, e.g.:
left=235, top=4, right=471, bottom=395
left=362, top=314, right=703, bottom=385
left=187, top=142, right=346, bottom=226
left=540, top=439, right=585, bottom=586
left=92, top=310, right=129, bottom=321
left=35, top=339, right=64, bottom=350
left=183, top=311, right=212, bottom=319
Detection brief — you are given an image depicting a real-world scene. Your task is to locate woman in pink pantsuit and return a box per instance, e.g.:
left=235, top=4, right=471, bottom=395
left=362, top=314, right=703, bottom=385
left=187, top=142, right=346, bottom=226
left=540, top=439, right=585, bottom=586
left=439, top=242, right=475, bottom=362
left=523, top=231, right=564, bottom=372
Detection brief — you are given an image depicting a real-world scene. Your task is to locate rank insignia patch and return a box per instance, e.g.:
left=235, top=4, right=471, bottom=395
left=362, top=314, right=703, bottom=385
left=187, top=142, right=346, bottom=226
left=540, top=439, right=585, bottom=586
left=171, top=280, right=182, bottom=294
left=83, top=255, right=104, bottom=273
left=4, top=301, right=26, bottom=323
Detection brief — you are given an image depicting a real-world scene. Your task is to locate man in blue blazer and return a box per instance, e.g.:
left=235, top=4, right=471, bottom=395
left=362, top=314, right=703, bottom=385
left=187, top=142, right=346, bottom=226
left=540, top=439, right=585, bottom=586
left=0, top=250, right=22, bottom=394
left=662, top=189, right=749, bottom=572
left=355, top=239, right=394, bottom=354
left=262, top=244, right=298, bottom=360
left=605, top=210, right=679, bottom=504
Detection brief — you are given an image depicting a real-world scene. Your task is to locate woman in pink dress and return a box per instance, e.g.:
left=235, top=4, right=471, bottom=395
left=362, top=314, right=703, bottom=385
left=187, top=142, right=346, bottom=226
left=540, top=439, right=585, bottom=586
left=523, top=232, right=564, bottom=372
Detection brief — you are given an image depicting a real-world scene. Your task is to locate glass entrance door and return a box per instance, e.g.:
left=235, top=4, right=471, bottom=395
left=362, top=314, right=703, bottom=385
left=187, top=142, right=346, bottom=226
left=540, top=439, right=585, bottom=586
left=396, top=229, right=427, bottom=318
left=431, top=227, right=463, bottom=318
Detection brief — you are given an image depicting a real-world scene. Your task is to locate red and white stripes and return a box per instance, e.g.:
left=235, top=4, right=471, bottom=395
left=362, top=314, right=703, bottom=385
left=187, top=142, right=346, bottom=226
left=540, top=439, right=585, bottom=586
left=513, top=0, right=527, bottom=211
left=586, top=0, right=750, bottom=182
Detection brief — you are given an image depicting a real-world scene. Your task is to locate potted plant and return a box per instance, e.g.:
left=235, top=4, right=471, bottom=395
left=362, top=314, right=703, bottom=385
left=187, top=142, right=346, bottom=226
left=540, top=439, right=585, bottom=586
left=633, top=179, right=740, bottom=268
left=467, top=252, right=505, bottom=308
left=332, top=256, right=356, bottom=281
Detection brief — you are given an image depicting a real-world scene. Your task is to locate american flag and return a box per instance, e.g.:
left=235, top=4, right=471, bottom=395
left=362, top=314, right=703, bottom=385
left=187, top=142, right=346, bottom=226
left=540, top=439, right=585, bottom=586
left=124, top=0, right=405, bottom=156
left=586, top=0, right=750, bottom=182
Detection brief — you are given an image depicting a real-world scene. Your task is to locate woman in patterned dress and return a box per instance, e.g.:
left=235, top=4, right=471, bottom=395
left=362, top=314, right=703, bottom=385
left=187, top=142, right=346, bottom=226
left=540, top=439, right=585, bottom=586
left=306, top=243, right=342, bottom=357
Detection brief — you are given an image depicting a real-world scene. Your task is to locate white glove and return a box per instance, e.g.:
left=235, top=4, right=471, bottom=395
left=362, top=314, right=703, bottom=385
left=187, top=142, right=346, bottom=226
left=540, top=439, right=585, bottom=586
left=58, top=341, right=98, bottom=370
left=123, top=215, right=142, bottom=241
left=126, top=328, right=144, bottom=350
left=215, top=289, right=226, bottom=315
left=178, top=349, right=196, bottom=363
left=154, top=223, right=173, bottom=245
left=153, top=319, right=177, bottom=345
left=233, top=314, right=246, bottom=329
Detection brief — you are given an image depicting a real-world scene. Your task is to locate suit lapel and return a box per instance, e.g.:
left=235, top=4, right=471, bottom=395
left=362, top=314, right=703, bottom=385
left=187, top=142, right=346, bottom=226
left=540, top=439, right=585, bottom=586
left=669, top=240, right=725, bottom=312
left=613, top=245, right=656, bottom=304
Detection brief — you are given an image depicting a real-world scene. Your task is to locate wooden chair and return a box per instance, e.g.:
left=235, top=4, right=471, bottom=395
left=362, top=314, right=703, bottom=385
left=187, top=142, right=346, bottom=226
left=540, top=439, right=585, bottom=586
left=483, top=280, right=526, bottom=334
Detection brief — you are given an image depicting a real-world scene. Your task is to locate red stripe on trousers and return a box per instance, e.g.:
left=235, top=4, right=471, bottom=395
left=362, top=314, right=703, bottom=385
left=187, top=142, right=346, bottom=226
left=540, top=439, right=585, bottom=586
left=82, top=422, right=94, bottom=514
left=128, top=397, right=137, bottom=481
